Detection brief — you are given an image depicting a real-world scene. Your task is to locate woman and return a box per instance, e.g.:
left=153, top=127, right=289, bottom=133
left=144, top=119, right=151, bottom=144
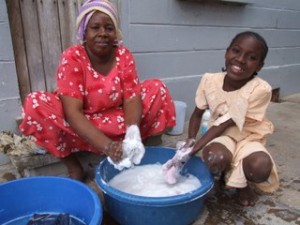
left=19, top=0, right=176, bottom=181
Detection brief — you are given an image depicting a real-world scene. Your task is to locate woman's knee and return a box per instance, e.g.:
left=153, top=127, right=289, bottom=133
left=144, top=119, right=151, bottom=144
left=24, top=91, right=48, bottom=111
left=243, top=151, right=273, bottom=183
left=141, top=79, right=166, bottom=94
left=202, top=142, right=233, bottom=175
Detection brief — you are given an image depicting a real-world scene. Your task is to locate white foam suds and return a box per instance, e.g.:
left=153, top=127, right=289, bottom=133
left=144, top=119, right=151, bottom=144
left=108, top=164, right=201, bottom=197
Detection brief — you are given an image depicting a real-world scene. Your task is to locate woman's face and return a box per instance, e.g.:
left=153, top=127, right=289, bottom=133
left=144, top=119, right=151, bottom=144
left=85, top=11, right=117, bottom=58
left=225, top=35, right=264, bottom=82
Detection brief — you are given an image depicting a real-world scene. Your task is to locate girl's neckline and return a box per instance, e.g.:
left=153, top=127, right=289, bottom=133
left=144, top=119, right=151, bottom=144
left=222, top=73, right=254, bottom=93
left=222, top=73, right=237, bottom=93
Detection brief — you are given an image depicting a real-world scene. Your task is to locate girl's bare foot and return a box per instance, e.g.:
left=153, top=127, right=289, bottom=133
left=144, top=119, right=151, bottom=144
left=62, top=154, right=85, bottom=181
left=237, top=186, right=257, bottom=206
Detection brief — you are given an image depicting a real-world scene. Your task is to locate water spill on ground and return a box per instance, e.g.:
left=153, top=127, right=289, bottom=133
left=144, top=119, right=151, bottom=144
left=203, top=180, right=256, bottom=225
left=201, top=179, right=300, bottom=225
left=101, top=178, right=300, bottom=225
left=268, top=208, right=300, bottom=223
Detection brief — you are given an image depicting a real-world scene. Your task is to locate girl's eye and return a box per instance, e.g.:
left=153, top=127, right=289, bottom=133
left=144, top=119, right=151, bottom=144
left=231, top=47, right=240, bottom=54
left=248, top=55, right=258, bottom=61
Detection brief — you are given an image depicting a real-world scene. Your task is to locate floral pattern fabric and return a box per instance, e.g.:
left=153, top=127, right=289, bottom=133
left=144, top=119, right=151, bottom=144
left=19, top=45, right=176, bottom=158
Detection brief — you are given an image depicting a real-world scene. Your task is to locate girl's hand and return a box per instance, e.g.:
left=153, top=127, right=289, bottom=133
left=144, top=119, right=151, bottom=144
left=162, top=139, right=195, bottom=184
left=104, top=141, right=123, bottom=162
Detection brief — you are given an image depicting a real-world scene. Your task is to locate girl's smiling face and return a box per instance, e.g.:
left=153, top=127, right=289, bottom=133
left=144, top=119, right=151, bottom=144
left=225, top=35, right=264, bottom=82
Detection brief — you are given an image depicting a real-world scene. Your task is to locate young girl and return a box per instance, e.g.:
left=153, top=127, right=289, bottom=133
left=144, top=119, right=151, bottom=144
left=185, top=31, right=279, bottom=206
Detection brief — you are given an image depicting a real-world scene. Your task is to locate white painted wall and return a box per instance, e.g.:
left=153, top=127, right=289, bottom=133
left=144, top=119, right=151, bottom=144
left=1, top=0, right=300, bottom=132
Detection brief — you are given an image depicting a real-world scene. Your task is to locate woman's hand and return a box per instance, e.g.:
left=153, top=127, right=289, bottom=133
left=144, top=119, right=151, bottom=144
left=107, top=126, right=145, bottom=170
left=104, top=141, right=123, bottom=162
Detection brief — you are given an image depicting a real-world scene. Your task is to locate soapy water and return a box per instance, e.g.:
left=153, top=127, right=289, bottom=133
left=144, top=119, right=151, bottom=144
left=109, top=164, right=201, bottom=197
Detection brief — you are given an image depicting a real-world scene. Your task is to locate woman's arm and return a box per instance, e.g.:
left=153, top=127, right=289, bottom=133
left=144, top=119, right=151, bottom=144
left=60, top=95, right=122, bottom=161
left=123, top=95, right=142, bottom=126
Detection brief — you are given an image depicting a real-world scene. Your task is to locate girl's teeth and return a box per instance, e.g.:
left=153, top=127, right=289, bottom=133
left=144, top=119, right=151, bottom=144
left=232, top=65, right=243, bottom=72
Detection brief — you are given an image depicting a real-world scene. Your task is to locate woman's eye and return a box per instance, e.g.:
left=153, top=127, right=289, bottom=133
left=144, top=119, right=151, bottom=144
left=90, top=26, right=99, bottom=30
left=106, top=25, right=115, bottom=32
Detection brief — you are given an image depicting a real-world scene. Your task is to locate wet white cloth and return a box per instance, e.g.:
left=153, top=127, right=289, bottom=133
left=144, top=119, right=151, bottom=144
left=27, top=213, right=72, bottom=225
left=162, top=139, right=195, bottom=184
left=108, top=125, right=145, bottom=170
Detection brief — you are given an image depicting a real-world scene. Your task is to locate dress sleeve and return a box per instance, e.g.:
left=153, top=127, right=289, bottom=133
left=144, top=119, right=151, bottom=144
left=195, top=73, right=209, bottom=110
left=56, top=47, right=85, bottom=100
left=246, top=81, right=272, bottom=121
left=119, top=48, right=141, bottom=100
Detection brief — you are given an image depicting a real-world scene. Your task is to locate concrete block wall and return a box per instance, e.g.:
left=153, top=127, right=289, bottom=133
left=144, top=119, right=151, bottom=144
left=119, top=0, right=300, bottom=118
left=1, top=0, right=300, bottom=131
left=0, top=0, right=22, bottom=133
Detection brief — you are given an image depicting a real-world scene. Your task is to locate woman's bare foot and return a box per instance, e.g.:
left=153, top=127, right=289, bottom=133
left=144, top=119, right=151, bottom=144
left=62, top=155, right=85, bottom=181
left=237, top=186, right=258, bottom=206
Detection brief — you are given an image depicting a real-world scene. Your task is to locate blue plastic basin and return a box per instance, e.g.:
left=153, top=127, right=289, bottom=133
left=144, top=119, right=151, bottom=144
left=0, top=176, right=102, bottom=225
left=96, top=146, right=214, bottom=225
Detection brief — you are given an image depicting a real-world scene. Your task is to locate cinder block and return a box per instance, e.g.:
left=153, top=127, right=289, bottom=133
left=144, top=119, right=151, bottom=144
left=23, top=161, right=68, bottom=178
left=0, top=152, right=11, bottom=165
left=9, top=153, right=59, bottom=171
left=0, top=163, right=21, bottom=183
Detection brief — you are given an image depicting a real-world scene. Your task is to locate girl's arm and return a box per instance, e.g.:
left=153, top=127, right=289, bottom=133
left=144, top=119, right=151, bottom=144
left=191, top=118, right=235, bottom=155
left=188, top=107, right=204, bottom=139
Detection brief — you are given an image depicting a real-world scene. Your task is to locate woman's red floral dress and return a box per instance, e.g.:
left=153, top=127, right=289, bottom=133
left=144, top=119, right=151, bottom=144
left=19, top=45, right=176, bottom=158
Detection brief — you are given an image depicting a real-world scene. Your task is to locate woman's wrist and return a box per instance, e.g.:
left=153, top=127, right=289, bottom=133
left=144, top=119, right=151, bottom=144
left=103, top=140, right=113, bottom=155
left=103, top=141, right=123, bottom=162
left=103, top=141, right=122, bottom=155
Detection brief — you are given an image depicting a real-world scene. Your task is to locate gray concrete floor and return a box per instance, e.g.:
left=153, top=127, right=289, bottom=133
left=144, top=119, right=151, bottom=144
left=163, top=95, right=300, bottom=225
left=1, top=93, right=300, bottom=225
